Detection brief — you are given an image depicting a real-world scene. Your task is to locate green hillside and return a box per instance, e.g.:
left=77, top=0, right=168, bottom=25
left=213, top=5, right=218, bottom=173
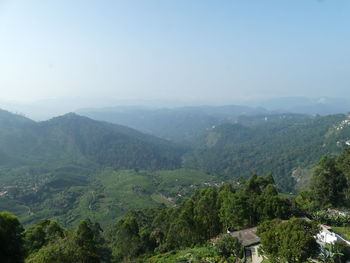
left=0, top=110, right=184, bottom=169
left=184, top=114, right=350, bottom=192
left=1, top=168, right=216, bottom=228
left=2, top=108, right=350, bottom=229
left=0, top=110, right=190, bottom=227
left=78, top=106, right=350, bottom=193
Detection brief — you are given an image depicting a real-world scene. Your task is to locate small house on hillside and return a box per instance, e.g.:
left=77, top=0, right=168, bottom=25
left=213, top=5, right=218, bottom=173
left=229, top=227, right=263, bottom=263
left=212, top=227, right=263, bottom=263
left=212, top=220, right=350, bottom=263
left=316, top=224, right=339, bottom=245
left=212, top=223, right=350, bottom=263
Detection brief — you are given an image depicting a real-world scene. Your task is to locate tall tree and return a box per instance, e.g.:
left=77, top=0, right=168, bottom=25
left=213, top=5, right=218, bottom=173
left=0, top=212, right=25, bottom=263
left=216, top=235, right=244, bottom=260
left=75, top=220, right=100, bottom=263
left=165, top=200, right=198, bottom=249
left=311, top=156, right=346, bottom=207
left=193, top=188, right=221, bottom=240
left=25, top=219, right=64, bottom=254
left=112, top=216, right=142, bottom=262
left=336, top=147, right=350, bottom=205
left=25, top=233, right=81, bottom=263
left=219, top=192, right=250, bottom=230
left=258, top=217, right=320, bottom=263
left=258, top=184, right=291, bottom=221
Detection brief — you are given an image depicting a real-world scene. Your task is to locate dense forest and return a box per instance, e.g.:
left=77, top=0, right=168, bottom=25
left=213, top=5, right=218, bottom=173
left=0, top=110, right=184, bottom=170
left=81, top=107, right=350, bottom=192
left=184, top=114, right=350, bottom=192
left=3, top=147, right=350, bottom=262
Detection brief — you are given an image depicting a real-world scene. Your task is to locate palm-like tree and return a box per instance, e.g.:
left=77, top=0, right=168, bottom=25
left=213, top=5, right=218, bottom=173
left=318, top=243, right=344, bottom=263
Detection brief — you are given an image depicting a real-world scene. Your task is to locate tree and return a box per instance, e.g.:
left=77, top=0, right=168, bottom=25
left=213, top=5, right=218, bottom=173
left=219, top=176, right=291, bottom=232
left=25, top=234, right=81, bottom=263
left=0, top=212, right=25, bottom=263
left=295, top=190, right=319, bottom=213
left=242, top=174, right=276, bottom=225
left=219, top=192, right=250, bottom=230
left=25, top=219, right=64, bottom=254
left=165, top=200, right=199, bottom=249
left=258, top=217, right=320, bottom=263
left=216, top=235, right=244, bottom=259
left=193, top=188, right=221, bottom=240
left=112, top=216, right=142, bottom=261
left=26, top=219, right=110, bottom=263
left=258, top=184, right=291, bottom=221
left=256, top=219, right=282, bottom=262
left=336, top=147, right=350, bottom=206
left=318, top=243, right=344, bottom=263
left=75, top=220, right=100, bottom=263
left=311, top=156, right=346, bottom=207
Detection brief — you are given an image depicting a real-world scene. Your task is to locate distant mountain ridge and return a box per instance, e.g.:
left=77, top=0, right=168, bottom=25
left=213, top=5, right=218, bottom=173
left=77, top=99, right=350, bottom=144
left=77, top=105, right=275, bottom=143
left=0, top=109, right=184, bottom=170
left=251, top=97, right=350, bottom=115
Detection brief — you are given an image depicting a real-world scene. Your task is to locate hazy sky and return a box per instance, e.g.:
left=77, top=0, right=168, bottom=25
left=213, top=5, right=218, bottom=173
left=1, top=0, right=350, bottom=104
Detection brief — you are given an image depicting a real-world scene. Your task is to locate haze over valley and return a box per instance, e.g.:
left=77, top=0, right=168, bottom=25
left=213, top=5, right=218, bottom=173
left=1, top=1, right=350, bottom=262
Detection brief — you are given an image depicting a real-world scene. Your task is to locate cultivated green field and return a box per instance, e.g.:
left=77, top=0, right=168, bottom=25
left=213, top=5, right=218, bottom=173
left=0, top=168, right=216, bottom=228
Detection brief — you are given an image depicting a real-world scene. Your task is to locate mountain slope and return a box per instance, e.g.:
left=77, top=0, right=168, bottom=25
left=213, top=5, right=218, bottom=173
left=184, top=114, right=350, bottom=191
left=2, top=109, right=350, bottom=228
left=0, top=110, right=189, bottom=227
left=0, top=111, right=185, bottom=170
left=0, top=109, right=38, bottom=166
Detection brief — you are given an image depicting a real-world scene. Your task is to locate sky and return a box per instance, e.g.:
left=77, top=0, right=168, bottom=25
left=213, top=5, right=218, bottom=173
left=0, top=0, right=350, bottom=106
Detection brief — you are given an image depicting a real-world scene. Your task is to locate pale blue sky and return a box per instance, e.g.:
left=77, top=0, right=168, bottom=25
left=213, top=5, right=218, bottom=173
left=0, top=0, right=350, bottom=103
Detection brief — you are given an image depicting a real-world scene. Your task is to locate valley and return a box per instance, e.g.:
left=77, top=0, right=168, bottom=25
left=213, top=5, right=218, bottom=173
left=2, top=1, right=350, bottom=261
left=1, top=107, right=350, bottom=263
left=1, top=107, right=350, bottom=230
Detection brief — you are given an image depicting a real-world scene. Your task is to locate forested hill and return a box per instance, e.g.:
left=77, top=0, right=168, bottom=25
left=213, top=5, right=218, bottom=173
left=0, top=108, right=34, bottom=125
left=0, top=109, right=37, bottom=166
left=3, top=108, right=350, bottom=193
left=0, top=109, right=187, bottom=227
left=0, top=109, right=184, bottom=170
left=2, top=108, right=350, bottom=229
left=77, top=105, right=272, bottom=143
left=184, top=114, right=350, bottom=192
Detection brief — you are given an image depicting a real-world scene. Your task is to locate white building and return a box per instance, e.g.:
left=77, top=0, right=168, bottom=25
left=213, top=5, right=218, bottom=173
left=316, top=225, right=339, bottom=244
left=316, top=224, right=350, bottom=246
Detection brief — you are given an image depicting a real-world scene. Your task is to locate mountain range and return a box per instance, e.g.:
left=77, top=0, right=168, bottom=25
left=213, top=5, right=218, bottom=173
left=1, top=107, right=350, bottom=227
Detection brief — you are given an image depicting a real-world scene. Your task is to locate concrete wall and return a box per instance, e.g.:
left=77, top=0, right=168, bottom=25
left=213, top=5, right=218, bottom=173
left=245, top=244, right=263, bottom=263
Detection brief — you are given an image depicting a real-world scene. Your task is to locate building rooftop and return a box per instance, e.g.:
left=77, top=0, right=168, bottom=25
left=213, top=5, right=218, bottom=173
left=212, top=226, right=261, bottom=247
left=229, top=227, right=261, bottom=246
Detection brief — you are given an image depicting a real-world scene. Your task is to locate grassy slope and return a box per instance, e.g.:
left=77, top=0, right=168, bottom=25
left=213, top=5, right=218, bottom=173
left=1, top=168, right=216, bottom=229
left=0, top=111, right=189, bottom=228
left=145, top=246, right=222, bottom=263
left=332, top=227, right=350, bottom=240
